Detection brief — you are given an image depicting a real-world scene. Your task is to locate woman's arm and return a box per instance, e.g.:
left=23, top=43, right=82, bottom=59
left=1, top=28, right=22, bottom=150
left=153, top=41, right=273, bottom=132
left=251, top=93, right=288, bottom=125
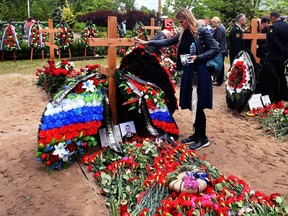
left=135, top=33, right=179, bottom=47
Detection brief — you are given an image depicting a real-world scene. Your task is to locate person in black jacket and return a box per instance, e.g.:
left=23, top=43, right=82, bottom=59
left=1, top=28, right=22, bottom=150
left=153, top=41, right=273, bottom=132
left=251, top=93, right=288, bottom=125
left=211, top=16, right=228, bottom=86
left=267, top=12, right=288, bottom=101
left=135, top=8, right=219, bottom=150
left=229, top=14, right=246, bottom=65
left=257, top=16, right=270, bottom=60
left=144, top=29, right=172, bottom=57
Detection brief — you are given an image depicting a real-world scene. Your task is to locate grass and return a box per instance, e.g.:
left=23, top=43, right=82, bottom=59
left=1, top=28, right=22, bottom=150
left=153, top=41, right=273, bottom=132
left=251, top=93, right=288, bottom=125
left=0, top=56, right=122, bottom=75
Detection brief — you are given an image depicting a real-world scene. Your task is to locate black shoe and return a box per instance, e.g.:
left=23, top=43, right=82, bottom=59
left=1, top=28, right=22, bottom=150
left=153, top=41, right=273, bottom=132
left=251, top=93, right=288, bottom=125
left=181, top=134, right=198, bottom=144
left=189, top=138, right=210, bottom=150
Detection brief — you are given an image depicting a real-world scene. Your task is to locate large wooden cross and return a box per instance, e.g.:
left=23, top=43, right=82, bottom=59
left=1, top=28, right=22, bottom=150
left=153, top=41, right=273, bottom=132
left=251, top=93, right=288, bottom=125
left=40, top=19, right=63, bottom=60
left=144, top=18, right=161, bottom=39
left=88, top=16, right=135, bottom=124
left=242, top=18, right=266, bottom=63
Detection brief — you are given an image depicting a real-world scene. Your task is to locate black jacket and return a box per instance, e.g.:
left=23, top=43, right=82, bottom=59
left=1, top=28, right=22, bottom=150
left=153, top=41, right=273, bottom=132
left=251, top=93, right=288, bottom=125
left=267, top=20, right=288, bottom=61
left=229, top=24, right=244, bottom=63
left=213, top=24, right=228, bottom=57
left=147, top=27, right=219, bottom=70
left=144, top=31, right=166, bottom=56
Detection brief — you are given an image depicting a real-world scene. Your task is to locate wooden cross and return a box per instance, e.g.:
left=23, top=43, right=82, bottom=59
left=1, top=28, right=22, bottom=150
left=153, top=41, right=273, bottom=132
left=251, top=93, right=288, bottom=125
left=40, top=19, right=63, bottom=60
left=88, top=16, right=135, bottom=124
left=144, top=18, right=161, bottom=39
left=242, top=18, right=266, bottom=63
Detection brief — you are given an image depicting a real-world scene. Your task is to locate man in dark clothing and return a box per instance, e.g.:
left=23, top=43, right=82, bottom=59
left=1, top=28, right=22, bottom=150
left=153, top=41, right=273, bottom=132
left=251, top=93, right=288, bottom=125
left=229, top=14, right=246, bottom=65
left=211, top=16, right=228, bottom=86
left=257, top=16, right=270, bottom=60
left=144, top=29, right=172, bottom=57
left=267, top=12, right=288, bottom=101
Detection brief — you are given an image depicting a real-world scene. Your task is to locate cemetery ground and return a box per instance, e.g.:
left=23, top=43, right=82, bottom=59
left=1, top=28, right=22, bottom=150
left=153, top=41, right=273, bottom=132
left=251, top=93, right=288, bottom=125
left=0, top=60, right=287, bottom=216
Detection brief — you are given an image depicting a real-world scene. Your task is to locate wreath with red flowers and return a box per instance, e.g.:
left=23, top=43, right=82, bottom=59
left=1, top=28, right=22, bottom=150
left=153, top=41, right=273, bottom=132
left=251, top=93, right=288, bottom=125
left=80, top=23, right=98, bottom=48
left=0, top=23, right=22, bottom=51
left=54, top=22, right=74, bottom=50
left=132, top=21, right=148, bottom=41
left=28, top=21, right=48, bottom=49
left=226, top=50, right=256, bottom=112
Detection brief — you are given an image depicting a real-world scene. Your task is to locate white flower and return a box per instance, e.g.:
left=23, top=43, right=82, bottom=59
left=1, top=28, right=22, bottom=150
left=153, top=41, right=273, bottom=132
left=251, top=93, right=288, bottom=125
left=53, top=142, right=69, bottom=160
left=82, top=80, right=95, bottom=92
left=144, top=95, right=149, bottom=99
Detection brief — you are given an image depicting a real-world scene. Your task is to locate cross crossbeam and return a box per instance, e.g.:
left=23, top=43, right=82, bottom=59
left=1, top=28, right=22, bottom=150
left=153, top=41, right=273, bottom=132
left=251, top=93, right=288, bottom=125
left=144, top=18, right=161, bottom=39
left=242, top=19, right=266, bottom=63
left=40, top=19, right=63, bottom=60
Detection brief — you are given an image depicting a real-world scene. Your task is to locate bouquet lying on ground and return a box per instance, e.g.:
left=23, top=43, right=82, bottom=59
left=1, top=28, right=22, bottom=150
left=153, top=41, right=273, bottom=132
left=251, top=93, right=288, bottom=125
left=250, top=101, right=288, bottom=140
left=82, top=138, right=288, bottom=215
left=35, top=59, right=80, bottom=97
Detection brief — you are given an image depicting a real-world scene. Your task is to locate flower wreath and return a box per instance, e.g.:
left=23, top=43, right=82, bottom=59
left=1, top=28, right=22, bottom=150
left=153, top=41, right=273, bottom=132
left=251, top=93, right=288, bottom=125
left=0, top=23, right=21, bottom=51
left=28, top=21, right=47, bottom=49
left=54, top=22, right=74, bottom=50
left=226, top=50, right=256, bottom=112
left=132, top=21, right=148, bottom=41
left=36, top=64, right=107, bottom=172
left=80, top=23, right=98, bottom=48
left=116, top=71, right=179, bottom=136
left=167, top=165, right=210, bottom=194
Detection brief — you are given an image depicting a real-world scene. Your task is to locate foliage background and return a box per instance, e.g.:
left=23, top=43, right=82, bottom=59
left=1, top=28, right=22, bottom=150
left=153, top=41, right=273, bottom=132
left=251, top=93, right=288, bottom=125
left=0, top=0, right=288, bottom=27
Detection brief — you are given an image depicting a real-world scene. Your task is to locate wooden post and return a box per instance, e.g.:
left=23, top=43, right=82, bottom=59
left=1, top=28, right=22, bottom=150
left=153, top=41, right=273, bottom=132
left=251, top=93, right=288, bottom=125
left=88, top=16, right=135, bottom=124
left=144, top=18, right=161, bottom=39
left=242, top=19, right=266, bottom=64
left=40, top=19, right=63, bottom=60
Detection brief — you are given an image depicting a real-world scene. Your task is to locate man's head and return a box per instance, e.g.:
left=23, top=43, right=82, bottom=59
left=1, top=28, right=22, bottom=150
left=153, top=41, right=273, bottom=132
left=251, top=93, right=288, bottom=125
left=162, top=29, right=172, bottom=38
left=270, top=12, right=281, bottom=23
left=261, top=16, right=270, bottom=29
left=236, top=14, right=246, bottom=27
left=125, top=125, right=131, bottom=133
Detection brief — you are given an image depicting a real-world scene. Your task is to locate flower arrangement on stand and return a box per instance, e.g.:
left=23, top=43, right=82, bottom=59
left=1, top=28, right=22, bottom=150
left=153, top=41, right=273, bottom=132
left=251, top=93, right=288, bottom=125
left=82, top=139, right=288, bottom=215
left=79, top=22, right=98, bottom=48
left=54, top=22, right=74, bottom=50
left=226, top=54, right=254, bottom=112
left=28, top=21, right=47, bottom=49
left=0, top=22, right=22, bottom=51
left=36, top=64, right=108, bottom=172
left=35, top=59, right=80, bottom=98
left=250, top=102, right=288, bottom=140
left=131, top=21, right=148, bottom=41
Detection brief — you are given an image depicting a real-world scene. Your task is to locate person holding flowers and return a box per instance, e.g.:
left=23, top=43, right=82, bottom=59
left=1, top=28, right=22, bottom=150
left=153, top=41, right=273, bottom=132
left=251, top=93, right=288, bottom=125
left=135, top=8, right=219, bottom=150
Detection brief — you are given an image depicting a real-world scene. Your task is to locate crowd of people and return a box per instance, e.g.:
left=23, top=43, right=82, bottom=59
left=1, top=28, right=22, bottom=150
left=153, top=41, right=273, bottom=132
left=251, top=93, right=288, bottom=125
left=135, top=9, right=288, bottom=151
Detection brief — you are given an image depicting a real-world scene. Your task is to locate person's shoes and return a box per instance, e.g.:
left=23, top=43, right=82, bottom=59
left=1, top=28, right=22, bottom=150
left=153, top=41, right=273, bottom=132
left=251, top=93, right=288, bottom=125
left=189, top=138, right=210, bottom=150
left=181, top=134, right=198, bottom=144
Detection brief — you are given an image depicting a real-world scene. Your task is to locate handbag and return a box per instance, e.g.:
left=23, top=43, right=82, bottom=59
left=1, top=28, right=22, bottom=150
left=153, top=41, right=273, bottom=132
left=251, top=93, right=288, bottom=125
left=206, top=52, right=223, bottom=77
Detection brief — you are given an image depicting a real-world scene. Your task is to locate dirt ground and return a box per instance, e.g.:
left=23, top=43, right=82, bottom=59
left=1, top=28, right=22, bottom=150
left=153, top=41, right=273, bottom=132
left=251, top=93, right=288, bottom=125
left=0, top=74, right=287, bottom=216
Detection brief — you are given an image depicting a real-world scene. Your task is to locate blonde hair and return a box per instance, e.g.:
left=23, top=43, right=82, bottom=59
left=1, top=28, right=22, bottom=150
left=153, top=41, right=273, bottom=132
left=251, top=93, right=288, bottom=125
left=211, top=16, right=221, bottom=24
left=176, top=8, right=198, bottom=40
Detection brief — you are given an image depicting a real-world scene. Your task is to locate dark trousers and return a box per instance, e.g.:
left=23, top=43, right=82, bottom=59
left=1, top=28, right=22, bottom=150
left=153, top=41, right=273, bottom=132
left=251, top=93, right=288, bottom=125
left=270, top=60, right=288, bottom=101
left=216, top=55, right=225, bottom=85
left=193, top=109, right=207, bottom=139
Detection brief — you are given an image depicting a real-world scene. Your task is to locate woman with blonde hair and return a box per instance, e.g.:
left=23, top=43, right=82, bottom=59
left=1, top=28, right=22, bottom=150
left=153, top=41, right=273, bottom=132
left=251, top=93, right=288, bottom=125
left=135, top=8, right=219, bottom=150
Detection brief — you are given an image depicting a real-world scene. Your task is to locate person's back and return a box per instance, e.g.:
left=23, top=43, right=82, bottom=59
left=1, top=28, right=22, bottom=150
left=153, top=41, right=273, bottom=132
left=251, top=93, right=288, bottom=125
left=267, top=18, right=288, bottom=61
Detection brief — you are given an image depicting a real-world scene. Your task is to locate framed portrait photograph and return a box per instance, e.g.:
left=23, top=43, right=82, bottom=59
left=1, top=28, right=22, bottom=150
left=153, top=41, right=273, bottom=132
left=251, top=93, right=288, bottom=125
left=119, top=121, right=137, bottom=142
